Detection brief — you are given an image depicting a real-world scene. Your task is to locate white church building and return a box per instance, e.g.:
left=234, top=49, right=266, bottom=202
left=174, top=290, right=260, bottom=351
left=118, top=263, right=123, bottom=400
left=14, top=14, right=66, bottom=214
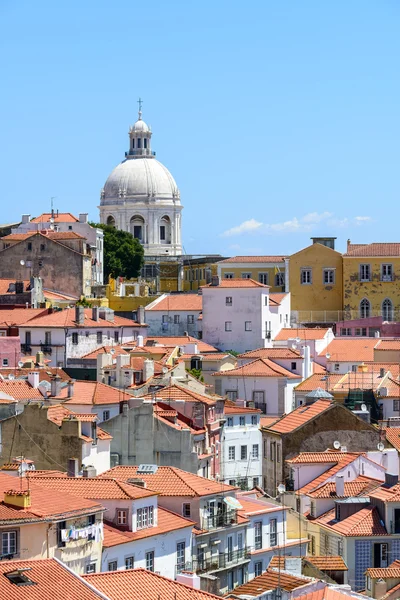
left=99, top=101, right=183, bottom=257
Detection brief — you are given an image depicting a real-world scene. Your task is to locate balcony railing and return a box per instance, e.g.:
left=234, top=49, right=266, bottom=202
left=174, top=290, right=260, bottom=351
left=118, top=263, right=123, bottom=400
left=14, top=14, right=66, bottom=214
left=41, top=344, right=52, bottom=354
left=125, top=149, right=156, bottom=157
left=178, top=546, right=251, bottom=574
left=201, top=510, right=237, bottom=531
left=285, top=478, right=295, bottom=492
left=21, top=344, right=32, bottom=354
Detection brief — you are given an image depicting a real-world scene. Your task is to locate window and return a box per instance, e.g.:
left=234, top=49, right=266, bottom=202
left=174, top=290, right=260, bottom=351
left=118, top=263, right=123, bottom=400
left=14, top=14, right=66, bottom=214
left=251, top=415, right=257, bottom=425
left=270, top=518, right=277, bottom=546
left=291, top=362, right=297, bottom=371
left=2, top=359, right=8, bottom=367
left=177, top=542, right=185, bottom=572
left=182, top=503, right=191, bottom=518
left=381, top=264, right=393, bottom=281
left=228, top=446, right=235, bottom=460
left=240, top=446, right=247, bottom=460
left=382, top=298, right=393, bottom=321
left=366, top=576, right=371, bottom=591
left=239, top=416, right=245, bottom=426
left=114, top=331, right=119, bottom=343
left=125, top=556, right=134, bottom=570
left=270, top=441, right=276, bottom=461
left=301, top=268, right=312, bottom=284
left=86, top=563, right=96, bottom=574
left=253, top=477, right=259, bottom=487
left=117, top=509, right=128, bottom=526
left=38, top=260, right=43, bottom=268
left=323, top=269, right=335, bottom=284
left=275, top=272, right=285, bottom=287
left=160, top=225, right=166, bottom=241
left=229, top=479, right=236, bottom=486
left=103, top=410, right=110, bottom=421
left=68, top=225, right=73, bottom=230
left=254, top=561, right=263, bottom=577
left=97, top=331, right=102, bottom=344
left=341, top=328, right=351, bottom=336
left=242, top=273, right=251, bottom=279
left=245, top=321, right=252, bottom=331
left=187, top=315, right=194, bottom=324
left=226, top=391, right=238, bottom=401
left=252, top=444, right=259, bottom=459
left=360, top=264, right=371, bottom=281
left=224, top=273, right=234, bottom=279
left=227, top=570, right=234, bottom=591
left=226, top=296, right=233, bottom=306
left=254, top=521, right=262, bottom=549
left=162, top=315, right=168, bottom=324
left=145, top=551, right=154, bottom=572
left=253, top=391, right=265, bottom=412
left=144, top=138, right=148, bottom=149
left=259, top=273, right=269, bottom=285
left=57, top=521, right=66, bottom=548
left=227, top=417, right=233, bottom=427
left=355, top=327, right=367, bottom=336
left=360, top=298, right=371, bottom=319
left=237, top=566, right=244, bottom=586
left=72, top=332, right=78, bottom=345
left=335, top=503, right=341, bottom=521
left=2, top=530, right=17, bottom=555
left=44, top=331, right=51, bottom=345
left=174, top=315, right=180, bottom=324
left=108, top=561, right=117, bottom=571
left=40, top=243, right=46, bottom=251
left=137, top=506, right=154, bottom=529
left=393, top=400, right=400, bottom=412
left=27, top=242, right=32, bottom=251
left=338, top=540, right=343, bottom=556
left=225, top=321, right=232, bottom=331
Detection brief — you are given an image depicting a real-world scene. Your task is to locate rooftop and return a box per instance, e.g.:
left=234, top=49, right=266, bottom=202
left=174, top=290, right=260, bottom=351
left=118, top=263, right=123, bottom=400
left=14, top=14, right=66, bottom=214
left=203, top=278, right=269, bottom=288
left=218, top=255, right=286, bottom=263
left=81, top=346, right=129, bottom=360
left=307, top=476, right=382, bottom=499
left=142, top=383, right=217, bottom=406
left=314, top=505, right=388, bottom=536
left=264, top=400, right=333, bottom=434
left=147, top=294, right=202, bottom=311
left=321, top=339, right=378, bottom=362
left=269, top=555, right=348, bottom=571
left=53, top=380, right=132, bottom=405
left=132, top=335, right=218, bottom=353
left=30, top=212, right=79, bottom=223
left=213, top=358, right=300, bottom=379
left=375, top=340, right=400, bottom=351
left=0, top=308, right=49, bottom=327
left=0, top=379, right=43, bottom=400
left=228, top=568, right=310, bottom=596
left=29, top=475, right=156, bottom=501
left=238, top=347, right=302, bottom=360
left=294, top=373, right=343, bottom=392
left=1, top=231, right=85, bottom=242
left=345, top=243, right=400, bottom=257
left=274, top=328, right=331, bottom=341
left=18, top=307, right=141, bottom=328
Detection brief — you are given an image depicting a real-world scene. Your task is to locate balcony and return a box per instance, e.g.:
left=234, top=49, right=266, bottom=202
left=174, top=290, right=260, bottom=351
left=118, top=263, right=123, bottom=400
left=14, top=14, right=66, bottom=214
left=201, top=510, right=237, bottom=530
left=178, top=546, right=251, bottom=574
left=21, top=343, right=32, bottom=354
left=285, top=478, right=295, bottom=492
left=41, top=344, right=52, bottom=354
left=125, top=149, right=156, bottom=157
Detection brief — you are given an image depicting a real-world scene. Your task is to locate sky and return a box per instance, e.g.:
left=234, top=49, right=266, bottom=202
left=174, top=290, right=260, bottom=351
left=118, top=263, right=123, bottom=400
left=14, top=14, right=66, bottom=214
left=0, top=1, right=399, bottom=257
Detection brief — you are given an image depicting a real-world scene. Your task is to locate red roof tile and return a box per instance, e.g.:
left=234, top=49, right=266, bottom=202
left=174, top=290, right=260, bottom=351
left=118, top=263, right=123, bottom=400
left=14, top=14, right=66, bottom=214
left=260, top=416, right=280, bottom=428
left=30, top=212, right=79, bottom=223
left=294, top=373, right=343, bottom=392
left=230, top=568, right=308, bottom=596
left=55, top=380, right=131, bottom=405
left=0, top=367, right=70, bottom=383
left=366, top=567, right=400, bottom=578
left=142, top=384, right=217, bottom=406
left=0, top=308, right=50, bottom=327
left=274, top=328, right=331, bottom=341
left=0, top=379, right=43, bottom=399
left=307, top=476, right=382, bottom=498
left=298, top=454, right=361, bottom=496
left=214, top=358, right=300, bottom=378
left=2, top=231, right=84, bottom=241
left=345, top=243, right=400, bottom=257
left=322, top=339, right=378, bottom=362
left=18, top=307, right=141, bottom=328
left=218, top=255, right=286, bottom=263
left=265, top=400, right=333, bottom=433
left=136, top=336, right=218, bottom=353
left=148, top=294, right=202, bottom=311
left=369, top=483, right=400, bottom=502
left=81, top=345, right=129, bottom=360
left=376, top=340, right=400, bottom=351
left=203, top=278, right=269, bottom=288
left=29, top=475, right=156, bottom=500
left=315, top=506, right=388, bottom=536
left=0, top=279, right=30, bottom=294
left=238, top=347, right=301, bottom=359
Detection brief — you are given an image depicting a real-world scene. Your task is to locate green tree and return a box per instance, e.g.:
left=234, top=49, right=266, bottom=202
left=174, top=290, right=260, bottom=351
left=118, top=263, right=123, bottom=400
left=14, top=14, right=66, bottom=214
left=91, top=223, right=144, bottom=281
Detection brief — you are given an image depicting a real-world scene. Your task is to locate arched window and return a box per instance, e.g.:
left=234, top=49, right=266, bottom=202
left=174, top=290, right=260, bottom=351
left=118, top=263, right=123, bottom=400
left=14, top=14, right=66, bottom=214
left=132, top=139, right=135, bottom=149
left=360, top=298, right=371, bottom=319
left=137, top=138, right=142, bottom=149
left=106, top=215, right=115, bottom=227
left=382, top=298, right=393, bottom=322
left=144, top=138, right=147, bottom=149
left=160, top=216, right=171, bottom=244
left=130, top=215, right=145, bottom=242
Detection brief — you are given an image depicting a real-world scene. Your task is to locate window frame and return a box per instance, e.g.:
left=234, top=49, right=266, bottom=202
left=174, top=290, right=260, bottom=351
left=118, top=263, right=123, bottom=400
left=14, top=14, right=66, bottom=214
left=117, top=508, right=128, bottom=526
left=300, top=268, right=312, bottom=285
left=137, top=506, right=154, bottom=530
left=254, top=521, right=262, bottom=550
left=241, top=272, right=251, bottom=279
left=359, top=264, right=371, bottom=282
left=323, top=268, right=335, bottom=285
left=270, top=518, right=277, bottom=546
left=125, top=556, right=134, bottom=570
left=251, top=444, right=259, bottom=459
left=182, top=503, right=191, bottom=518
left=225, top=296, right=233, bottom=306
left=240, top=445, right=247, bottom=460
left=2, top=530, right=17, bottom=556
left=225, top=321, right=232, bottom=332
left=258, top=272, right=269, bottom=285
left=381, top=263, right=393, bottom=281
left=187, top=315, right=194, bottom=324
left=145, top=550, right=155, bottom=572
left=108, top=560, right=118, bottom=572
left=96, top=331, right=102, bottom=344
left=245, top=321, right=252, bottom=331
left=228, top=446, right=235, bottom=460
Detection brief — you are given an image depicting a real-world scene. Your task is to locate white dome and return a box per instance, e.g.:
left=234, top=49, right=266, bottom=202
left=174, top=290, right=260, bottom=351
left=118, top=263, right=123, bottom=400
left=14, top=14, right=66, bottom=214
left=102, top=158, right=180, bottom=204
left=130, top=118, right=150, bottom=133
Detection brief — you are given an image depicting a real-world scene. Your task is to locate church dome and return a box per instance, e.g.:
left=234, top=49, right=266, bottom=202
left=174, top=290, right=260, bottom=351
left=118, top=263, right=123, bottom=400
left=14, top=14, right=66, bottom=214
left=102, top=158, right=180, bottom=204
left=130, top=118, right=150, bottom=133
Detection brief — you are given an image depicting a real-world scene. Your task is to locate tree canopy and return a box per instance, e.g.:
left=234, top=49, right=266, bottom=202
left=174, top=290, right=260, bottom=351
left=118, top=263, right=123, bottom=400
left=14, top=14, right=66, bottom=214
left=91, top=223, right=144, bottom=280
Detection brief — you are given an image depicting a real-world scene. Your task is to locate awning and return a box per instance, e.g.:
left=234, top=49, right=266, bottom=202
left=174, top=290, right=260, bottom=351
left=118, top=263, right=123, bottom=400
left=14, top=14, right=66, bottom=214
left=224, top=497, right=243, bottom=510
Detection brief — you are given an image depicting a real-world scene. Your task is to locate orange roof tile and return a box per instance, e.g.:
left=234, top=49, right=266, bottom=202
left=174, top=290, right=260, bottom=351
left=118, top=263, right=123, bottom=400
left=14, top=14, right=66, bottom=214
left=298, top=454, right=361, bottom=496
left=0, top=367, right=70, bottom=383
left=266, top=400, right=333, bottom=434
left=30, top=212, right=79, bottom=223
left=81, top=345, right=129, bottom=360
left=384, top=428, right=400, bottom=451
left=376, top=340, right=400, bottom=351
left=0, top=279, right=30, bottom=294
left=85, top=568, right=220, bottom=600
left=29, top=475, right=155, bottom=500
left=218, top=255, right=286, bottom=263
left=294, top=373, right=343, bottom=392
left=322, top=339, right=378, bottom=362
left=366, top=567, right=400, bottom=578
left=229, top=568, right=308, bottom=596
left=181, top=352, right=232, bottom=361
left=99, top=466, right=236, bottom=497
left=0, top=558, right=103, bottom=599
left=287, top=451, right=353, bottom=464
left=345, top=243, right=400, bottom=257
left=238, top=497, right=282, bottom=516
left=142, top=384, right=217, bottom=406
left=269, top=555, right=348, bottom=571
left=47, top=404, right=98, bottom=426
left=369, top=483, right=400, bottom=502
left=274, top=328, right=330, bottom=341
left=42, top=289, right=78, bottom=300
left=315, top=506, right=388, bottom=536
left=55, top=380, right=131, bottom=405
left=154, top=402, right=206, bottom=434
left=294, top=586, right=360, bottom=600
left=213, top=358, right=300, bottom=379
left=148, top=294, right=202, bottom=311
left=2, top=230, right=84, bottom=241
left=307, top=476, right=382, bottom=499
left=0, top=379, right=43, bottom=399
left=260, top=416, right=280, bottom=428
left=138, top=336, right=218, bottom=353
left=224, top=405, right=261, bottom=414
left=0, top=308, right=50, bottom=327
left=313, top=362, right=327, bottom=374
left=238, top=347, right=301, bottom=359
left=203, top=278, right=269, bottom=288
left=18, top=307, right=141, bottom=328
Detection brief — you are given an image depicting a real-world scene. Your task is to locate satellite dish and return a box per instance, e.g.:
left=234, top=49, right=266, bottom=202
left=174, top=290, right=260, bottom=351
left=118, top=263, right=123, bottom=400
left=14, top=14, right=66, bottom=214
left=17, top=361, right=24, bottom=368
left=277, top=483, right=286, bottom=494
left=291, top=343, right=297, bottom=350
left=377, top=442, right=385, bottom=452
left=326, top=353, right=331, bottom=360
left=110, top=349, right=115, bottom=355
left=333, top=440, right=341, bottom=449
left=295, top=337, right=301, bottom=344
left=8, top=374, right=15, bottom=380
left=20, top=260, right=25, bottom=266
left=361, top=403, right=367, bottom=412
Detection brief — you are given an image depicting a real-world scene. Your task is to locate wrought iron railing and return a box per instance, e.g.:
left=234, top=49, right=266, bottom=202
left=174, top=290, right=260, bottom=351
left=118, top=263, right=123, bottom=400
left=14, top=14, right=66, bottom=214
left=178, top=546, right=251, bottom=574
left=201, top=510, right=237, bottom=530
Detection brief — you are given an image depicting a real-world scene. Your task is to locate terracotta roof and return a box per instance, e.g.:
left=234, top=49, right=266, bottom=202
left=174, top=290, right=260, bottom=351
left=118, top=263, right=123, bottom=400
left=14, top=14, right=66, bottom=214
left=315, top=506, right=388, bottom=536
left=224, top=404, right=261, bottom=414
left=148, top=294, right=202, bottom=311
left=0, top=279, right=30, bottom=294
left=322, top=339, right=378, bottom=362
left=29, top=475, right=156, bottom=500
left=384, top=428, right=400, bottom=451
left=218, top=255, right=286, bottom=263
left=213, top=358, right=300, bottom=379
left=0, top=308, right=50, bottom=327
left=274, top=328, right=331, bottom=341
left=81, top=345, right=129, bottom=360
left=0, top=472, right=103, bottom=523
left=230, top=568, right=309, bottom=596
left=366, top=567, right=400, bottom=578
left=99, top=466, right=237, bottom=497
left=97, top=427, right=113, bottom=440
left=260, top=416, right=280, bottom=428
left=0, top=558, right=104, bottom=599
left=43, top=289, right=79, bottom=300
left=238, top=347, right=301, bottom=359
left=103, top=507, right=193, bottom=547
left=0, top=367, right=70, bottom=383
left=313, top=362, right=327, bottom=374
left=85, top=568, right=220, bottom=600
left=375, top=340, right=400, bottom=351
left=307, top=476, right=382, bottom=499
left=266, top=400, right=333, bottom=434
left=54, top=380, right=131, bottom=405
left=154, top=402, right=206, bottom=434
left=138, top=336, right=218, bottom=353
left=294, top=586, right=361, bottom=600
left=1, top=231, right=84, bottom=241
left=237, top=497, right=281, bottom=517
left=345, top=243, right=400, bottom=257
left=369, top=483, right=400, bottom=502
left=270, top=292, right=289, bottom=304
left=203, top=278, right=269, bottom=288
left=47, top=404, right=98, bottom=426
left=305, top=556, right=348, bottom=571
left=30, top=212, right=79, bottom=223
left=294, top=373, right=343, bottom=392
left=381, top=582, right=400, bottom=600
left=18, top=307, right=141, bottom=328
left=287, top=451, right=354, bottom=464
left=0, top=379, right=43, bottom=399
left=142, top=384, right=217, bottom=406
left=181, top=352, right=232, bottom=361
left=299, top=454, right=362, bottom=496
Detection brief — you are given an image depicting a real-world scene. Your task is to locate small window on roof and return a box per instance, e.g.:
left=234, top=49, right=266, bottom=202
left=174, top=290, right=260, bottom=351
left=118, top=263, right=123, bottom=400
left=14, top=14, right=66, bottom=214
left=4, top=569, right=36, bottom=586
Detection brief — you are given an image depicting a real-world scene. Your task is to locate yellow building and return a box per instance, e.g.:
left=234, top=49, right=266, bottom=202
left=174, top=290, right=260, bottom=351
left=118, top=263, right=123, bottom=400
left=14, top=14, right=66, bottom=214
left=343, top=241, right=400, bottom=321
left=217, top=255, right=286, bottom=292
left=288, top=238, right=343, bottom=323
left=183, top=255, right=227, bottom=292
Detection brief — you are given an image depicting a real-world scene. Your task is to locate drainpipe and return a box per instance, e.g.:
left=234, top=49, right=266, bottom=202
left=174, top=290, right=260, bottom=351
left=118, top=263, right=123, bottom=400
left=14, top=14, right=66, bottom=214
left=46, top=524, right=51, bottom=558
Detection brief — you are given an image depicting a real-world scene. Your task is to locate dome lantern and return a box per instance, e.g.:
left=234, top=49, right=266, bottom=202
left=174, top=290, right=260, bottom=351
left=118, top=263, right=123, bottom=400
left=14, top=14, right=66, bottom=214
left=126, top=98, right=154, bottom=158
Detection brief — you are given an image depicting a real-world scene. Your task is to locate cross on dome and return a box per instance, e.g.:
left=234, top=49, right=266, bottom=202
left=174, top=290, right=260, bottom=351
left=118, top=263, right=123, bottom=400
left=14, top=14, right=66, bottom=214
left=137, top=97, right=143, bottom=120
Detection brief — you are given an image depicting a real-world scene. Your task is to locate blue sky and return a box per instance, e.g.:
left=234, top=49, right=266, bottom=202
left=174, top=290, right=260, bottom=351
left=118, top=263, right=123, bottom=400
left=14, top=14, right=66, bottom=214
left=1, top=1, right=399, bottom=256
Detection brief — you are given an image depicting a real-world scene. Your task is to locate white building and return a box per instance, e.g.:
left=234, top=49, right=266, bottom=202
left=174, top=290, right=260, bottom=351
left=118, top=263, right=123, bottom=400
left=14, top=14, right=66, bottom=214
left=273, top=327, right=334, bottom=359
left=145, top=293, right=202, bottom=337
left=221, top=405, right=262, bottom=489
left=202, top=277, right=287, bottom=354
left=99, top=103, right=182, bottom=257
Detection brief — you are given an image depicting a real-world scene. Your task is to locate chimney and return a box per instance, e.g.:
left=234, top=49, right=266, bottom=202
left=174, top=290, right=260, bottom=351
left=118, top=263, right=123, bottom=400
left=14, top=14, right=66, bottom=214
left=21, top=214, right=31, bottom=224
left=380, top=368, right=385, bottom=378
left=51, top=374, right=62, bottom=397
left=137, top=306, right=146, bottom=325
left=302, top=345, right=312, bottom=379
left=137, top=335, right=144, bottom=347
left=75, top=306, right=85, bottom=326
left=335, top=475, right=345, bottom=497
left=92, top=306, right=99, bottom=321
left=27, top=371, right=40, bottom=389
left=4, top=490, right=31, bottom=509
left=79, top=213, right=88, bottom=223
left=126, top=477, right=146, bottom=488
left=210, top=275, right=220, bottom=287
left=347, top=239, right=351, bottom=251
left=143, top=359, right=155, bottom=382
left=83, top=466, right=97, bottom=478
left=68, top=458, right=79, bottom=477
left=67, top=379, right=75, bottom=397
left=35, top=351, right=44, bottom=365
left=375, top=580, right=388, bottom=600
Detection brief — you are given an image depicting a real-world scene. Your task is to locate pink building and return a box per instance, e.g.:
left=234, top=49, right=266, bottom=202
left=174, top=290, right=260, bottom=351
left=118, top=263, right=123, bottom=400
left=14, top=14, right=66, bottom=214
left=335, top=316, right=400, bottom=338
left=0, top=336, right=21, bottom=368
